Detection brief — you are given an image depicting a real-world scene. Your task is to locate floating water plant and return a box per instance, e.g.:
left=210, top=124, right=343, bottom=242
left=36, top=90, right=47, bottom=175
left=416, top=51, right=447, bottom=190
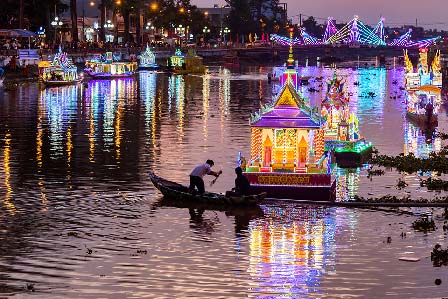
left=431, top=244, right=448, bottom=267
left=412, top=216, right=436, bottom=232
left=421, top=178, right=448, bottom=191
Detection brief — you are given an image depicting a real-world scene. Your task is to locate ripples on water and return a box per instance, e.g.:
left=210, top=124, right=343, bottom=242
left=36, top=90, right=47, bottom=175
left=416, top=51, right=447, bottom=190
left=0, top=66, right=448, bottom=298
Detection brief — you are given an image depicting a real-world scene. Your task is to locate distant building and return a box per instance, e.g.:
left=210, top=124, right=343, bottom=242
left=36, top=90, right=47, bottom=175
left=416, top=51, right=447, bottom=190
left=197, top=5, right=231, bottom=29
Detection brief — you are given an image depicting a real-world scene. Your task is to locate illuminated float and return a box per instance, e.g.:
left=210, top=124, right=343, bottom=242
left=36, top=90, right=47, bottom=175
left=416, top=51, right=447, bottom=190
left=169, top=49, right=206, bottom=74
left=84, top=52, right=137, bottom=79
left=41, top=47, right=81, bottom=86
left=321, top=72, right=372, bottom=167
left=138, top=44, right=158, bottom=70
left=242, top=78, right=336, bottom=201
left=404, top=48, right=442, bottom=90
left=406, top=85, right=441, bottom=128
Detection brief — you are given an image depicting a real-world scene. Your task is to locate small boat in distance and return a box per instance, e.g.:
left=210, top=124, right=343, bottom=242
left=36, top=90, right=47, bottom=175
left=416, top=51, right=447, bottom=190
left=223, top=51, right=240, bottom=68
left=406, top=85, right=441, bottom=128
left=84, top=52, right=137, bottom=79
left=169, top=49, right=206, bottom=74
left=138, top=44, right=158, bottom=70
left=149, top=172, right=265, bottom=206
left=41, top=47, right=81, bottom=86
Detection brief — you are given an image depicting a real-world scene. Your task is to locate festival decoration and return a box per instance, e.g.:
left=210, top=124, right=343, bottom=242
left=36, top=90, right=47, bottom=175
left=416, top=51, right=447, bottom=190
left=270, top=16, right=439, bottom=48
left=139, top=44, right=158, bottom=69
left=321, top=71, right=373, bottom=167
left=84, top=52, right=137, bottom=78
left=41, top=46, right=80, bottom=86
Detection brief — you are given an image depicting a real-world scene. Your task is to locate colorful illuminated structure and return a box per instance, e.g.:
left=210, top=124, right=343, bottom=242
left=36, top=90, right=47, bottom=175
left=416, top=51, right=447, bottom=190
left=41, top=47, right=80, bottom=86
left=270, top=16, right=440, bottom=48
left=84, top=52, right=137, bottom=79
left=138, top=44, right=158, bottom=70
left=170, top=49, right=206, bottom=74
left=404, top=48, right=442, bottom=90
left=321, top=72, right=372, bottom=167
left=406, top=85, right=441, bottom=128
left=243, top=61, right=335, bottom=200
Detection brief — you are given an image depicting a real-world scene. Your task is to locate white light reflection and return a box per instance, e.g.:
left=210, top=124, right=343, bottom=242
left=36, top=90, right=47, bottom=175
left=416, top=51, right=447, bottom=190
left=202, top=73, right=210, bottom=144
left=248, top=206, right=338, bottom=297
left=40, top=86, right=79, bottom=158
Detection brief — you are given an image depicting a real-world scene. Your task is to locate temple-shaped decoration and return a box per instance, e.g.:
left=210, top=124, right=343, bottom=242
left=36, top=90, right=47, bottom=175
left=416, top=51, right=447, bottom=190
left=139, top=44, right=158, bottom=70
left=41, top=46, right=80, bottom=86
left=322, top=72, right=372, bottom=167
left=169, top=49, right=206, bottom=74
left=243, top=78, right=336, bottom=201
left=404, top=48, right=442, bottom=90
left=404, top=49, right=442, bottom=128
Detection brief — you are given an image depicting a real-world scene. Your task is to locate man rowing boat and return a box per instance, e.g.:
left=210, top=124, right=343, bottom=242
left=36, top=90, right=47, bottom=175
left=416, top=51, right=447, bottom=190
left=189, top=160, right=222, bottom=195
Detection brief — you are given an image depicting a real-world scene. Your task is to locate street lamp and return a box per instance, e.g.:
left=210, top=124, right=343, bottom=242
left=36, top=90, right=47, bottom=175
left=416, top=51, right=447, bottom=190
left=104, top=19, right=114, bottom=42
left=223, top=26, right=230, bottom=43
left=51, top=16, right=63, bottom=45
left=203, top=26, right=210, bottom=42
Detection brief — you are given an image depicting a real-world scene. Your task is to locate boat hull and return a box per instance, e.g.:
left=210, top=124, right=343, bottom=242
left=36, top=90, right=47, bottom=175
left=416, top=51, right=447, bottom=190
left=149, top=172, right=264, bottom=206
left=138, top=65, right=159, bottom=71
left=42, top=78, right=82, bottom=87
left=244, top=172, right=336, bottom=201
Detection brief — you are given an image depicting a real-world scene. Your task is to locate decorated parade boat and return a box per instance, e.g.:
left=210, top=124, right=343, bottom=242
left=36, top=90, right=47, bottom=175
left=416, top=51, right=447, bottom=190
left=404, top=48, right=442, bottom=90
left=321, top=72, right=372, bottom=167
left=170, top=49, right=206, bottom=74
left=242, top=77, right=336, bottom=201
left=406, top=85, right=441, bottom=128
left=84, top=52, right=137, bottom=79
left=138, top=44, right=158, bottom=70
left=41, top=47, right=81, bottom=86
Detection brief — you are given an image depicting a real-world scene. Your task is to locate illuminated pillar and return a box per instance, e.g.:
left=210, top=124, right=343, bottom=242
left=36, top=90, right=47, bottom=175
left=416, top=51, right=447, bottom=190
left=250, top=128, right=262, bottom=164
left=314, top=129, right=325, bottom=160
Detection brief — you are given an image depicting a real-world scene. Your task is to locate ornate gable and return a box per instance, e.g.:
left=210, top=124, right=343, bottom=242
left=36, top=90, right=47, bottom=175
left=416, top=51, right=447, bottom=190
left=274, top=81, right=305, bottom=108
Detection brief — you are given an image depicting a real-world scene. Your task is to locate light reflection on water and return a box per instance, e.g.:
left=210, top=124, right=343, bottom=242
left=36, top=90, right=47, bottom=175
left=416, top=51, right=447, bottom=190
left=0, top=66, right=447, bottom=298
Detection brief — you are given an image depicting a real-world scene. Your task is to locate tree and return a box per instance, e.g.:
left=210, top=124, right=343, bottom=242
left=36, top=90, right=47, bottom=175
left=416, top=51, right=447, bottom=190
left=70, top=0, right=78, bottom=45
left=227, top=0, right=253, bottom=35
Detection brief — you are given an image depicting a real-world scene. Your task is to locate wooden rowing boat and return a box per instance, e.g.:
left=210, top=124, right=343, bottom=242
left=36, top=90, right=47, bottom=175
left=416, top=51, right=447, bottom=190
left=149, top=171, right=265, bottom=206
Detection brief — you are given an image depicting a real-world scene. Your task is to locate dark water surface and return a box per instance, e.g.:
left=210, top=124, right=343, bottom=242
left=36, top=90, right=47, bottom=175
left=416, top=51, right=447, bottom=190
left=1, top=66, right=448, bottom=298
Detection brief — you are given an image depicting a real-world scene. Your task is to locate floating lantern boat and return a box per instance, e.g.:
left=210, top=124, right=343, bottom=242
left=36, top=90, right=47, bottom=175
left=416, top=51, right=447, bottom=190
left=406, top=85, right=441, bottom=128
left=84, top=52, right=137, bottom=79
left=321, top=72, right=372, bottom=167
left=404, top=48, right=442, bottom=90
left=41, top=47, right=81, bottom=86
left=241, top=79, right=336, bottom=201
left=138, top=44, right=158, bottom=70
left=169, top=49, right=206, bottom=74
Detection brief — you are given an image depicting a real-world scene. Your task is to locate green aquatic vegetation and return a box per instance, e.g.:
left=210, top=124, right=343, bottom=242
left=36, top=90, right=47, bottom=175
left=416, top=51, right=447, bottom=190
left=436, top=132, right=448, bottom=140
left=412, top=216, right=436, bottom=232
left=421, top=178, right=448, bottom=191
left=353, top=194, right=448, bottom=204
left=431, top=244, right=448, bottom=267
left=370, top=152, right=448, bottom=175
left=367, top=168, right=385, bottom=178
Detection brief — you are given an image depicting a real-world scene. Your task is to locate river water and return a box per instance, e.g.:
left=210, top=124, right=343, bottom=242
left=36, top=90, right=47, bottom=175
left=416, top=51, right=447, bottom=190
left=1, top=65, right=448, bottom=298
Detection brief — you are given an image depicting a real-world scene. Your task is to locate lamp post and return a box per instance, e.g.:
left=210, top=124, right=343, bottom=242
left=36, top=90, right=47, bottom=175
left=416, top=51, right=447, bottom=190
left=223, top=27, right=230, bottom=44
left=104, top=19, right=114, bottom=42
left=82, top=0, right=95, bottom=42
left=203, top=26, right=210, bottom=44
left=51, top=16, right=63, bottom=46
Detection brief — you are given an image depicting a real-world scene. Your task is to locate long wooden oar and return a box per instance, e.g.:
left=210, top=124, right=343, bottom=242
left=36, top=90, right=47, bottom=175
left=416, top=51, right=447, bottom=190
left=210, top=173, right=221, bottom=186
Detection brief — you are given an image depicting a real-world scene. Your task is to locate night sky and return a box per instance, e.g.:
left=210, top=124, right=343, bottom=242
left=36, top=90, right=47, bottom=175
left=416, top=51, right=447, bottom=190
left=191, top=0, right=447, bottom=30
